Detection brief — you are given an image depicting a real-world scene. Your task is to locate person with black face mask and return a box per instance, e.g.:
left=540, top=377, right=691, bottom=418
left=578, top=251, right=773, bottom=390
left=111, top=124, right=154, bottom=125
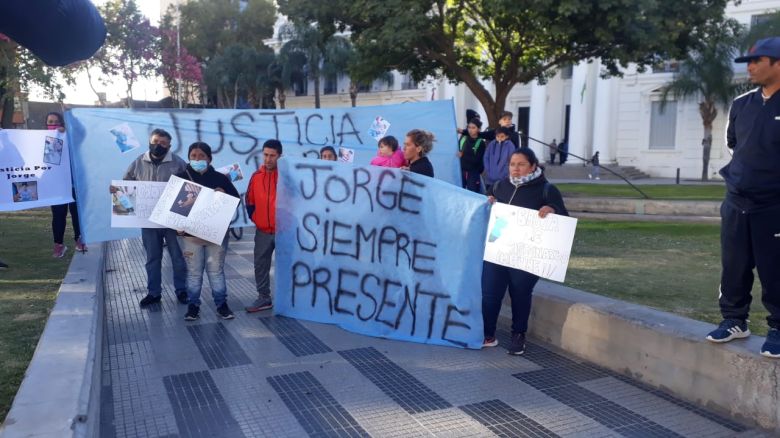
left=123, top=128, right=189, bottom=307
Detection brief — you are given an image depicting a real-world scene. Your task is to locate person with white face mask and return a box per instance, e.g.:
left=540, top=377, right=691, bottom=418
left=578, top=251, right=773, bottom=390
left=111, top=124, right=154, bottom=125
left=174, top=142, right=240, bottom=321
left=124, top=128, right=188, bottom=307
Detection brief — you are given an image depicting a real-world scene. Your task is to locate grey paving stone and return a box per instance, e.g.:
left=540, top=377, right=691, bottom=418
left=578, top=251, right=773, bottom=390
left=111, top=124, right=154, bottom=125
left=98, top=238, right=759, bottom=438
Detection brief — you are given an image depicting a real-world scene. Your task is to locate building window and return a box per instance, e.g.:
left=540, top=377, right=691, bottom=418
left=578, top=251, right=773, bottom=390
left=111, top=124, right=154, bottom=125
left=652, top=59, right=680, bottom=73
left=357, top=82, right=370, bottom=93
left=293, top=76, right=307, bottom=96
left=324, top=74, right=338, bottom=95
left=751, top=13, right=773, bottom=28
left=649, top=101, right=676, bottom=150
left=401, top=74, right=417, bottom=90
left=560, top=64, right=573, bottom=79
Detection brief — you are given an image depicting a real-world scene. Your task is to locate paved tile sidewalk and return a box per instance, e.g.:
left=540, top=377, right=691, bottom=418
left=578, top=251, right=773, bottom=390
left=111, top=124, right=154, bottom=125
left=100, top=236, right=764, bottom=438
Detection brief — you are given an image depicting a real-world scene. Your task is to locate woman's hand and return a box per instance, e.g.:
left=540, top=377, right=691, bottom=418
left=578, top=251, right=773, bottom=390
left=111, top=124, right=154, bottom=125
left=538, top=206, right=555, bottom=218
left=487, top=196, right=496, bottom=205
left=214, top=187, right=225, bottom=193
left=57, top=127, right=66, bottom=133
left=457, top=151, right=463, bottom=158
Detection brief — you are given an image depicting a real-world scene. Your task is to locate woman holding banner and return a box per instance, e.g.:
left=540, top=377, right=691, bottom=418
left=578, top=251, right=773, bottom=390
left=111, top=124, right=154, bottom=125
left=402, top=129, right=435, bottom=177
left=482, top=147, right=568, bottom=355
left=46, top=112, right=87, bottom=257
left=175, top=142, right=240, bottom=322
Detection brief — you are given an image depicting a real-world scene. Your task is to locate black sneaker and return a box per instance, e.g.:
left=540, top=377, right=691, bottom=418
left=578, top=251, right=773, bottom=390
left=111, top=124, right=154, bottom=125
left=508, top=333, right=526, bottom=355
left=706, top=319, right=750, bottom=343
left=0, top=259, right=8, bottom=269
left=217, top=303, right=235, bottom=320
left=139, top=294, right=162, bottom=307
left=184, top=304, right=200, bottom=321
left=761, top=328, right=780, bottom=358
left=176, top=289, right=188, bottom=305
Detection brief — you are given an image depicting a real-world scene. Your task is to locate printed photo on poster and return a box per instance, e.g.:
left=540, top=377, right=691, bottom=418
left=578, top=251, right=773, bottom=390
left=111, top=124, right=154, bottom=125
left=43, top=136, right=64, bottom=165
left=12, top=181, right=38, bottom=203
left=338, top=147, right=355, bottom=163
left=110, top=185, right=136, bottom=216
left=367, top=116, right=391, bottom=141
left=109, top=122, right=141, bottom=153
left=217, top=163, right=243, bottom=182
left=170, top=182, right=200, bottom=217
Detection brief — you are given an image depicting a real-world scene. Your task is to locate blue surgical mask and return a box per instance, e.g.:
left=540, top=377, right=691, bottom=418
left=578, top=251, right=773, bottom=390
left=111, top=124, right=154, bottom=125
left=190, top=160, right=208, bottom=172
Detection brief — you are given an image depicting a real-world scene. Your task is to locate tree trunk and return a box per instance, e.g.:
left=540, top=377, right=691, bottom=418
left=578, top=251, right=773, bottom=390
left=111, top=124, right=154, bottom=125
left=85, top=68, right=105, bottom=106
left=1, top=93, right=14, bottom=129
left=349, top=81, right=357, bottom=107
left=699, top=100, right=718, bottom=181
left=277, top=86, right=286, bottom=109
left=313, top=67, right=321, bottom=109
left=233, top=80, right=239, bottom=109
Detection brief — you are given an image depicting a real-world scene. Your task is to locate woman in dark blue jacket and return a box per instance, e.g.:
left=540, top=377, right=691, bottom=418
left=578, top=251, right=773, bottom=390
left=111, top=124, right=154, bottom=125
left=482, top=147, right=568, bottom=355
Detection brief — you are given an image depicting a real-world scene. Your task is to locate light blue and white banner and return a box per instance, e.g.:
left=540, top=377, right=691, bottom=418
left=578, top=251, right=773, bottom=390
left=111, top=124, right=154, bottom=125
left=274, top=156, right=489, bottom=349
left=64, top=100, right=459, bottom=243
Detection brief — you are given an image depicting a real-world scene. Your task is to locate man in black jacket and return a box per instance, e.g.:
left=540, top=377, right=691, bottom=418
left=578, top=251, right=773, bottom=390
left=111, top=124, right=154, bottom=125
left=705, top=37, right=780, bottom=358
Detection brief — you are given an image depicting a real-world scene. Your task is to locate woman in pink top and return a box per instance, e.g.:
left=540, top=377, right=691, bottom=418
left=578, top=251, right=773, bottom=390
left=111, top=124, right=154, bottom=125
left=369, top=135, right=406, bottom=168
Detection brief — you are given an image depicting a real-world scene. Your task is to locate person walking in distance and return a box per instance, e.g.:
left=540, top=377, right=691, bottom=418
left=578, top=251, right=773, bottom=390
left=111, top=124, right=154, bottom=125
left=245, top=140, right=282, bottom=312
left=124, top=128, right=189, bottom=307
left=705, top=37, right=780, bottom=358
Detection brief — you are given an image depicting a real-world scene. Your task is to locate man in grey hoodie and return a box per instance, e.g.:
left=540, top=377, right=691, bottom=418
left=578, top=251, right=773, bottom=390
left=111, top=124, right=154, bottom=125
left=123, top=128, right=188, bottom=307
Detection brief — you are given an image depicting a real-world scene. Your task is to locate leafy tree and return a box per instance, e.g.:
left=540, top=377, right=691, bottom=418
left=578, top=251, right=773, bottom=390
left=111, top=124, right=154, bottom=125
left=158, top=28, right=203, bottom=108
left=175, top=0, right=276, bottom=62
left=279, top=22, right=328, bottom=108
left=267, top=50, right=307, bottom=109
left=660, top=19, right=744, bottom=181
left=203, top=44, right=276, bottom=108
left=0, top=37, right=68, bottom=128
left=279, top=0, right=729, bottom=127
left=321, top=36, right=394, bottom=107
left=95, top=0, right=159, bottom=107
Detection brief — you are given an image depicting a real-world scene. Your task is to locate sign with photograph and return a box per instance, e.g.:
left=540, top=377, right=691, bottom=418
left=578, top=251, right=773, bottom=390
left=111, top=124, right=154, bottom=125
left=0, top=129, right=73, bottom=211
left=110, top=180, right=167, bottom=228
left=483, top=203, right=578, bottom=282
left=148, top=176, right=240, bottom=245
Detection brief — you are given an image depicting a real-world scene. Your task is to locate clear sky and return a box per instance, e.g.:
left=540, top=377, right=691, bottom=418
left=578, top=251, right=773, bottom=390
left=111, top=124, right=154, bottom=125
left=29, top=0, right=165, bottom=105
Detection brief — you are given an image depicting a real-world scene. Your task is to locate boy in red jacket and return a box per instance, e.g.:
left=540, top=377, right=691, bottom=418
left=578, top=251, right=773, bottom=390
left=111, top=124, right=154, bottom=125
left=244, top=140, right=282, bottom=312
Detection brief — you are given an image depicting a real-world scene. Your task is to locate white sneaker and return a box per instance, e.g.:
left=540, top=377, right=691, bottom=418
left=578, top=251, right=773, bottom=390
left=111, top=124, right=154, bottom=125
left=587, top=174, right=592, bottom=179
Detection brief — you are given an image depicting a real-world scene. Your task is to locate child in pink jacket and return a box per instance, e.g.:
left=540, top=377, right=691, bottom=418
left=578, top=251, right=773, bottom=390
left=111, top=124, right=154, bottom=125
left=370, top=135, right=406, bottom=168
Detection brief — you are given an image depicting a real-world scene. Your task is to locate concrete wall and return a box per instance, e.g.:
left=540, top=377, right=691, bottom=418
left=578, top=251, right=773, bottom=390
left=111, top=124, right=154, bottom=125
left=0, top=245, right=105, bottom=438
left=525, top=281, right=780, bottom=431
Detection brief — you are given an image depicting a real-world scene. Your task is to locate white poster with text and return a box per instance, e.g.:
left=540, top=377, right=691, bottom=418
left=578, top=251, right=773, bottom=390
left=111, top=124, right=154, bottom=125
left=0, top=129, right=73, bottom=211
left=110, top=181, right=167, bottom=228
left=483, top=203, right=577, bottom=282
left=148, top=176, right=239, bottom=245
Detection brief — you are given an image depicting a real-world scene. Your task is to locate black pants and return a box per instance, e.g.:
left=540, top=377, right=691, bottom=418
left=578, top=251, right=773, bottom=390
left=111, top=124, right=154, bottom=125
left=482, top=261, right=539, bottom=337
left=462, top=170, right=482, bottom=193
left=51, top=201, right=81, bottom=244
left=719, top=202, right=780, bottom=327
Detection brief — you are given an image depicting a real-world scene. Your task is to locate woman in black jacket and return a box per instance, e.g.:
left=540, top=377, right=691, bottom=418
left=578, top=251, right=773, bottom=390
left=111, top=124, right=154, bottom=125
left=458, top=118, right=486, bottom=193
left=175, top=142, right=240, bottom=322
left=482, top=147, right=568, bottom=355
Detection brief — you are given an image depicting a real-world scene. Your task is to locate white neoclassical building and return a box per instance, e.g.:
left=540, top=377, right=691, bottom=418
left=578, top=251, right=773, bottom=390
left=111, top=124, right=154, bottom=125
left=273, top=0, right=779, bottom=179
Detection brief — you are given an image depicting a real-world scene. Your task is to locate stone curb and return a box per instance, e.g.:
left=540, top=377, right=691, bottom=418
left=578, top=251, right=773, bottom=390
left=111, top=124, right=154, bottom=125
left=512, top=281, right=779, bottom=432
left=564, top=197, right=721, bottom=217
left=0, top=244, right=105, bottom=438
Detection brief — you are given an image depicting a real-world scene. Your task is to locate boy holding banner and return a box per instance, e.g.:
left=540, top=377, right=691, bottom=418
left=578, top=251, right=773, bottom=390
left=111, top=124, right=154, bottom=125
left=245, top=140, right=282, bottom=313
left=124, top=128, right=188, bottom=307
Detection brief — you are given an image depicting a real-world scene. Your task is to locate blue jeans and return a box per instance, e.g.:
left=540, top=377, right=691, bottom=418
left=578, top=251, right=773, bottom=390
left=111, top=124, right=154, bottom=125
left=179, top=235, right=229, bottom=307
left=481, top=261, right=539, bottom=337
left=141, top=228, right=187, bottom=296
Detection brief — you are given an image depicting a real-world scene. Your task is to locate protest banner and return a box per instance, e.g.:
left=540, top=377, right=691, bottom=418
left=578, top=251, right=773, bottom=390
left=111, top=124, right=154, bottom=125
left=65, top=100, right=459, bottom=243
left=483, top=203, right=577, bottom=282
left=0, top=129, right=73, bottom=211
left=148, top=176, right=240, bottom=245
left=275, top=156, right=490, bottom=349
left=109, top=180, right=167, bottom=228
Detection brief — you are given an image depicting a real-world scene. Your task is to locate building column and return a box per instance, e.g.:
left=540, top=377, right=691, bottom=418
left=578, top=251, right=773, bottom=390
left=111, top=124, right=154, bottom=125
left=528, top=80, right=547, bottom=159
left=567, top=61, right=596, bottom=162
left=591, top=61, right=617, bottom=163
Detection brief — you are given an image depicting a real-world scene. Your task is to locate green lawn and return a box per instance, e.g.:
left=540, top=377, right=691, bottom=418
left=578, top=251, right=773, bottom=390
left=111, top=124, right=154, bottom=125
left=0, top=209, right=74, bottom=420
left=565, top=220, right=766, bottom=335
left=557, top=183, right=726, bottom=200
